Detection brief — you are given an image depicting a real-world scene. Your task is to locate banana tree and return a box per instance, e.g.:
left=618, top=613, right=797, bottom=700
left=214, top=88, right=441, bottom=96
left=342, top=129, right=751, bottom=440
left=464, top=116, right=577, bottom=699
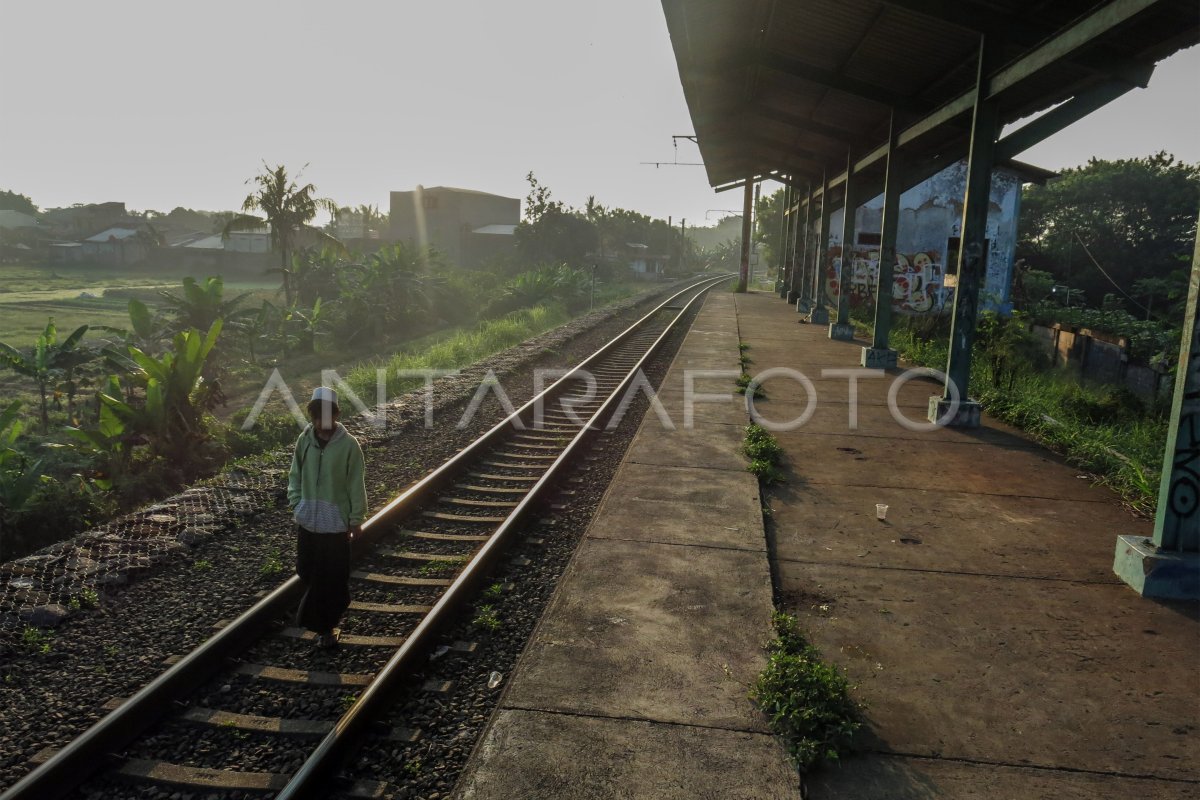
left=159, top=276, right=252, bottom=337
left=96, top=298, right=165, bottom=354
left=283, top=297, right=328, bottom=356
left=0, top=401, right=26, bottom=471
left=0, top=318, right=90, bottom=432
left=0, top=400, right=51, bottom=560
left=245, top=300, right=278, bottom=364
left=98, top=321, right=224, bottom=459
left=65, top=376, right=130, bottom=474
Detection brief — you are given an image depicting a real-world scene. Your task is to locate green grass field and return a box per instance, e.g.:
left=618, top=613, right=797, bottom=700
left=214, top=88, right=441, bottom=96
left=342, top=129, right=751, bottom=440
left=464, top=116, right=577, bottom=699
left=0, top=262, right=184, bottom=295
left=0, top=262, right=279, bottom=428
left=0, top=263, right=278, bottom=341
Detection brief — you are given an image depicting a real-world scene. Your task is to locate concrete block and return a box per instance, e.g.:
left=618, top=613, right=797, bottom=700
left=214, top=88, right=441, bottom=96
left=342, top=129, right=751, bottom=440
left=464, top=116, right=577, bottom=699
left=795, top=298, right=812, bottom=314
left=860, top=347, right=897, bottom=369
left=928, top=395, right=981, bottom=428
left=1113, top=534, right=1200, bottom=600
left=828, top=321, right=855, bottom=341
left=808, top=306, right=830, bottom=324
left=457, top=711, right=801, bottom=800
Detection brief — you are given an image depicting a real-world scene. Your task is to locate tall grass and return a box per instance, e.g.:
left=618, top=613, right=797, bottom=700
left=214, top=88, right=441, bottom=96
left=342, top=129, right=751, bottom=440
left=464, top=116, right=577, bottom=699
left=888, top=324, right=1167, bottom=513
left=344, top=304, right=570, bottom=399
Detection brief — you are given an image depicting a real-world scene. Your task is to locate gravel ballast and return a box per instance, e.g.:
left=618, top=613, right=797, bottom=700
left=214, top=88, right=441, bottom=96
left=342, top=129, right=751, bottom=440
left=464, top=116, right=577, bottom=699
left=0, top=283, right=707, bottom=796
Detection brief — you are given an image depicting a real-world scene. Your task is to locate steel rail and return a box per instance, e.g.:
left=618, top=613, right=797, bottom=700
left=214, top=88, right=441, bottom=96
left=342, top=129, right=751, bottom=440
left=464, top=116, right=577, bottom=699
left=0, top=273, right=730, bottom=800
left=276, top=274, right=729, bottom=799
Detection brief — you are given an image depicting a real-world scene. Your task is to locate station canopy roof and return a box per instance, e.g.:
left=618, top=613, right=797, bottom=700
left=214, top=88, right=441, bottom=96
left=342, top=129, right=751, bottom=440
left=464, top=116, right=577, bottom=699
left=661, top=0, right=1199, bottom=196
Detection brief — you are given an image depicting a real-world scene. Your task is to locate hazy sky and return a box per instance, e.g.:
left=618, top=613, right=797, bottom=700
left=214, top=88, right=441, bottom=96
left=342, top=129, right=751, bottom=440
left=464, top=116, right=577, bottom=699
left=2, top=1, right=1196, bottom=229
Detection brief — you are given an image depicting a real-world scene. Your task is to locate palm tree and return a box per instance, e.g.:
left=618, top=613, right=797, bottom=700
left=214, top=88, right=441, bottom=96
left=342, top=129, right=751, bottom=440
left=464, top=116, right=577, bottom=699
left=223, top=163, right=341, bottom=305
left=585, top=195, right=609, bottom=262
left=332, top=203, right=388, bottom=239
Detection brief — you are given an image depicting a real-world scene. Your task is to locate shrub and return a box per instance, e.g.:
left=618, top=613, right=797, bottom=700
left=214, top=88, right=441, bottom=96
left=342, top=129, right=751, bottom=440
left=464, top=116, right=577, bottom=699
left=743, top=424, right=783, bottom=462
left=747, top=458, right=785, bottom=484
left=224, top=410, right=302, bottom=458
left=2, top=476, right=117, bottom=561
left=472, top=604, right=502, bottom=632
left=743, top=424, right=784, bottom=484
left=750, top=612, right=860, bottom=770
left=1058, top=383, right=1144, bottom=425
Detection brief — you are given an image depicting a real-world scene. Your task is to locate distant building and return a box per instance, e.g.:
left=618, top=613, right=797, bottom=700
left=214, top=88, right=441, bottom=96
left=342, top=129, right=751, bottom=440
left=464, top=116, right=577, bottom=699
left=50, top=225, right=147, bottom=265
left=389, top=186, right=519, bottom=267
left=42, top=202, right=129, bottom=239
left=819, top=159, right=1053, bottom=315
left=80, top=227, right=146, bottom=265
left=0, top=210, right=37, bottom=230
left=0, top=211, right=39, bottom=260
left=334, top=210, right=384, bottom=243
left=624, top=242, right=669, bottom=279
left=169, top=232, right=224, bottom=250
left=225, top=228, right=271, bottom=253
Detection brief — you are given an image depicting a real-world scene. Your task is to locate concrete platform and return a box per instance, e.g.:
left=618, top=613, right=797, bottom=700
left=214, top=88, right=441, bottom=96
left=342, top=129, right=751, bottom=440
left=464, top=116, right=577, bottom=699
left=736, top=291, right=1200, bottom=797
left=455, top=292, right=800, bottom=798
left=460, top=711, right=800, bottom=800
left=455, top=290, right=1199, bottom=798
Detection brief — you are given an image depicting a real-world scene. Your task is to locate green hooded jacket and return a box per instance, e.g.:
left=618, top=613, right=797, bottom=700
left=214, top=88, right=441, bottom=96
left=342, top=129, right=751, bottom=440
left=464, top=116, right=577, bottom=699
left=287, top=423, right=367, bottom=533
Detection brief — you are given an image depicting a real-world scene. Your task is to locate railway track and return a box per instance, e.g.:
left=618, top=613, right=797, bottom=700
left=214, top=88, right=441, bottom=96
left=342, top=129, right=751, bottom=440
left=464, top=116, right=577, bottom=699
left=3, top=275, right=730, bottom=800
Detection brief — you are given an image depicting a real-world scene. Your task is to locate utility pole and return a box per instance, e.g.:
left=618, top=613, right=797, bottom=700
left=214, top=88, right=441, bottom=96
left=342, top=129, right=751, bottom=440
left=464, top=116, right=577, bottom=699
left=680, top=218, right=686, bottom=273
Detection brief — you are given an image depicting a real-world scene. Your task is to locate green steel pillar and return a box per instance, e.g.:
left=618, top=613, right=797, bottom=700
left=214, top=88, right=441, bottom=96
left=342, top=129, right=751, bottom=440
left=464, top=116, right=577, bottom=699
left=785, top=185, right=801, bottom=303
left=793, top=188, right=814, bottom=309
left=778, top=180, right=792, bottom=298
left=1114, top=238, right=1200, bottom=598
left=794, top=188, right=809, bottom=303
left=737, top=178, right=752, bottom=293
left=830, top=149, right=857, bottom=341
left=810, top=170, right=833, bottom=324
left=929, top=36, right=1002, bottom=426
left=861, top=112, right=902, bottom=369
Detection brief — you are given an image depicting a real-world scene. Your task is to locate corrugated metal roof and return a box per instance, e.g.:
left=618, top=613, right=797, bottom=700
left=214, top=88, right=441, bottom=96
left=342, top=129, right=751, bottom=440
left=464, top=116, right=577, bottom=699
left=662, top=0, right=1199, bottom=190
left=175, top=234, right=225, bottom=249
left=424, top=187, right=520, bottom=201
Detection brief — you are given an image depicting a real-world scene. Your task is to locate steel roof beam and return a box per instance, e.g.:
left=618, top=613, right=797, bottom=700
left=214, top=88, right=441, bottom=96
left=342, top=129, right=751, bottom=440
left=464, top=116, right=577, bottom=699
left=882, top=0, right=1153, bottom=86
left=689, top=50, right=930, bottom=113
left=716, top=148, right=826, bottom=180
left=838, top=0, right=1162, bottom=186
left=759, top=50, right=931, bottom=112
left=694, top=102, right=862, bottom=147
left=701, top=126, right=842, bottom=165
left=988, top=0, right=1160, bottom=99
left=752, top=104, right=866, bottom=146
left=995, top=68, right=1153, bottom=161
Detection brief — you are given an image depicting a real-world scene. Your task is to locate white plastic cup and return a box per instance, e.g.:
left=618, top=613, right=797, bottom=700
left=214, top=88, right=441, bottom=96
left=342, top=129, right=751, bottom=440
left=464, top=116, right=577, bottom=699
left=875, top=503, right=888, bottom=520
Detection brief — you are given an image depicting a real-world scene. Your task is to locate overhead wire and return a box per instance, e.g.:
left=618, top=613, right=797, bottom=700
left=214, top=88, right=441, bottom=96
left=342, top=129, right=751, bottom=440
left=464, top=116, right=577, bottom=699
left=1072, top=231, right=1151, bottom=315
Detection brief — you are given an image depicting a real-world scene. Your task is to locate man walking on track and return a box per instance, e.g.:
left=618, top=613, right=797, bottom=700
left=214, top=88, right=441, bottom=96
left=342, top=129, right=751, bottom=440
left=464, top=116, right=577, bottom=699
left=287, top=386, right=368, bottom=648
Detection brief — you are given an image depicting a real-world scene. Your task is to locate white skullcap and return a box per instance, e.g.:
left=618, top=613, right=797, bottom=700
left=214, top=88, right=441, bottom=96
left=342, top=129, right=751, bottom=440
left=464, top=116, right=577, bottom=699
left=310, top=386, right=339, bottom=405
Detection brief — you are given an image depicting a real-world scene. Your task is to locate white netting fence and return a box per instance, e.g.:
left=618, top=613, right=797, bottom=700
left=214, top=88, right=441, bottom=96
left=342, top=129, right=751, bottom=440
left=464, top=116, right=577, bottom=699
left=0, top=465, right=283, bottom=644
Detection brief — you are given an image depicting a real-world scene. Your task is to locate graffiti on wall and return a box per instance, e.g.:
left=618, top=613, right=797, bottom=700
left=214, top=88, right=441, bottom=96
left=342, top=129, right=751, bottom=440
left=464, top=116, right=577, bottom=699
left=1162, top=282, right=1199, bottom=549
left=824, top=246, right=954, bottom=314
